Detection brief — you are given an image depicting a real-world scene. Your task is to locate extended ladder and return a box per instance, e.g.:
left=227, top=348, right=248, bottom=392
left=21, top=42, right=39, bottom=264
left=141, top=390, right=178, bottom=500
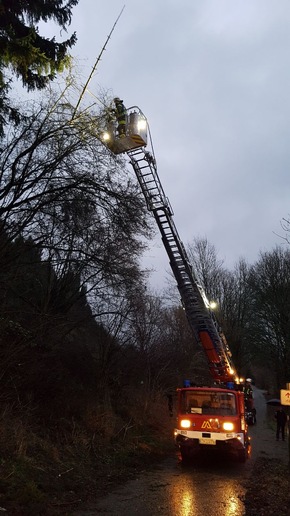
left=127, top=147, right=236, bottom=384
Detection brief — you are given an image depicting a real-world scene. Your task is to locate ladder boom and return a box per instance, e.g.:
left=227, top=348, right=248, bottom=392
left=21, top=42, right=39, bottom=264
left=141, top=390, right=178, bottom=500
left=102, top=105, right=237, bottom=384
left=128, top=147, right=236, bottom=383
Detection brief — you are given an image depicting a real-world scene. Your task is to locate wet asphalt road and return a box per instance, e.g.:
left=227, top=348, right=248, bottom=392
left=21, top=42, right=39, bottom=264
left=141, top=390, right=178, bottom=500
left=74, top=453, right=247, bottom=516
left=73, top=388, right=285, bottom=516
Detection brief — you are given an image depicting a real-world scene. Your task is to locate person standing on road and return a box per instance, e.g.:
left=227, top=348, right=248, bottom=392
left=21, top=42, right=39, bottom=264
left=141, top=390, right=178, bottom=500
left=275, top=407, right=287, bottom=441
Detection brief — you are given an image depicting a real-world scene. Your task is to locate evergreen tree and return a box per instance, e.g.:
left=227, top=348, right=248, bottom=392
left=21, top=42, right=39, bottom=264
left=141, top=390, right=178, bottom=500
left=0, top=0, right=78, bottom=132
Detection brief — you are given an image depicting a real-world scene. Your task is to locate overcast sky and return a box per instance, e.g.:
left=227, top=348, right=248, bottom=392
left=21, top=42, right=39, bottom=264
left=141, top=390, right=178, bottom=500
left=62, top=1, right=290, bottom=287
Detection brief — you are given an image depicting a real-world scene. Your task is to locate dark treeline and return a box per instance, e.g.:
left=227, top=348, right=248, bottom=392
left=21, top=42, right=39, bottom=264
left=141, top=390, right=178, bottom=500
left=0, top=87, right=212, bottom=512
left=187, top=239, right=290, bottom=391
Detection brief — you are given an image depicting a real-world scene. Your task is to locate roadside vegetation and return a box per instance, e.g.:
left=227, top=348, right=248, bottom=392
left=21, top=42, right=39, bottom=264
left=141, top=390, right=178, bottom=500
left=244, top=457, right=290, bottom=516
left=0, top=1, right=290, bottom=514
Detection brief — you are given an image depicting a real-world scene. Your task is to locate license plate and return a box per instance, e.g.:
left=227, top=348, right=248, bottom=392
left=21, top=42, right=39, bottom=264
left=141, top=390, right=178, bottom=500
left=199, top=438, right=216, bottom=445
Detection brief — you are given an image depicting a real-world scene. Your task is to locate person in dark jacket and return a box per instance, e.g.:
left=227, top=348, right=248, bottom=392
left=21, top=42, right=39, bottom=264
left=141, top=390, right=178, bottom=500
left=275, top=408, right=287, bottom=441
left=114, top=97, right=126, bottom=137
left=251, top=407, right=257, bottom=424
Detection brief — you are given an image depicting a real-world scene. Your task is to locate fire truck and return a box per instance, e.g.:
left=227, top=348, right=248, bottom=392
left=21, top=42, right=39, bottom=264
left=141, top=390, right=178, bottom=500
left=102, top=105, right=251, bottom=462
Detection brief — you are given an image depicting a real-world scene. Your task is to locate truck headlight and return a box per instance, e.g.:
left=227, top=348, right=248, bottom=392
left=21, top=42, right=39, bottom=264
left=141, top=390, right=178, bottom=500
left=223, top=422, right=234, bottom=431
left=180, top=419, right=191, bottom=429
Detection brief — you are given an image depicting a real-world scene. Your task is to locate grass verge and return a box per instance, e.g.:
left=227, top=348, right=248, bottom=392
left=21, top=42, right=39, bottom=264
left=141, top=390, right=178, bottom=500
left=244, top=457, right=290, bottom=516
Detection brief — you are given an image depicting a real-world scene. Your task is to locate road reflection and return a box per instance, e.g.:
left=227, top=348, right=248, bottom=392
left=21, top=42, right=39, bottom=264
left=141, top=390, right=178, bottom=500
left=176, top=486, right=194, bottom=516
left=168, top=455, right=245, bottom=516
left=79, top=453, right=247, bottom=516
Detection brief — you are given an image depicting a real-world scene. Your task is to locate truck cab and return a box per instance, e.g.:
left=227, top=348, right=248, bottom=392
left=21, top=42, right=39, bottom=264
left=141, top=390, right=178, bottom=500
left=175, top=386, right=250, bottom=462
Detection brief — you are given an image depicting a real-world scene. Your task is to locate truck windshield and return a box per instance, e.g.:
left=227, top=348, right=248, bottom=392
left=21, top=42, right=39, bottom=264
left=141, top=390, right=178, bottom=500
left=181, top=391, right=237, bottom=416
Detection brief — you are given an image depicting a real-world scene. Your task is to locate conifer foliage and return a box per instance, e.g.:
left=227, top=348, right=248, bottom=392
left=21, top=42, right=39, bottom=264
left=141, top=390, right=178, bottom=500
left=0, top=0, right=78, bottom=89
left=0, top=0, right=78, bottom=132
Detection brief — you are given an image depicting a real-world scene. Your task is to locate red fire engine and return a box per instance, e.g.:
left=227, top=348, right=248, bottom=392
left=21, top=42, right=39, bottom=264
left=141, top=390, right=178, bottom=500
left=102, top=104, right=251, bottom=462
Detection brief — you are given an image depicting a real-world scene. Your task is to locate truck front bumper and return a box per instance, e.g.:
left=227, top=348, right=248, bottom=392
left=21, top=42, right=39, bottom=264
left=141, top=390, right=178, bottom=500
left=175, top=429, right=248, bottom=457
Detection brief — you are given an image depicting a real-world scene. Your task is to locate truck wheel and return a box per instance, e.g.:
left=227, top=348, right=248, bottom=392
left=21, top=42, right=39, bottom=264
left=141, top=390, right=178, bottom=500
left=238, top=449, right=247, bottom=463
left=180, top=448, right=190, bottom=463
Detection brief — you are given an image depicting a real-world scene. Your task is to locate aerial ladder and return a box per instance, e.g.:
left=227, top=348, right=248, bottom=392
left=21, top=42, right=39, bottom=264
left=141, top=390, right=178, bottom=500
left=101, top=104, right=251, bottom=462
left=102, top=105, right=237, bottom=385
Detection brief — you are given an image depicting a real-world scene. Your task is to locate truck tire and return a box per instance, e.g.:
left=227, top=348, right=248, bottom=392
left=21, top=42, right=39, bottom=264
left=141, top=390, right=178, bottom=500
left=238, top=448, right=247, bottom=463
left=180, top=447, right=191, bottom=463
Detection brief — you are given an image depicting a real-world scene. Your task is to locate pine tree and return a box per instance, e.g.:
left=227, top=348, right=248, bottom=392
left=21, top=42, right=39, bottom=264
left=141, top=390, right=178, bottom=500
left=0, top=0, right=79, bottom=132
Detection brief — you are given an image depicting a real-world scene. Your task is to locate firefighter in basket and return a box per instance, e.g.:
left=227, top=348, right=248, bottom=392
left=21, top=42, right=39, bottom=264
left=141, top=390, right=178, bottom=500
left=113, top=97, right=127, bottom=137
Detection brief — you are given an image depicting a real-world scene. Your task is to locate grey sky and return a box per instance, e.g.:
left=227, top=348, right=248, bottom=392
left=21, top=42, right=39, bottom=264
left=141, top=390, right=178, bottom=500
left=65, top=1, right=290, bottom=286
